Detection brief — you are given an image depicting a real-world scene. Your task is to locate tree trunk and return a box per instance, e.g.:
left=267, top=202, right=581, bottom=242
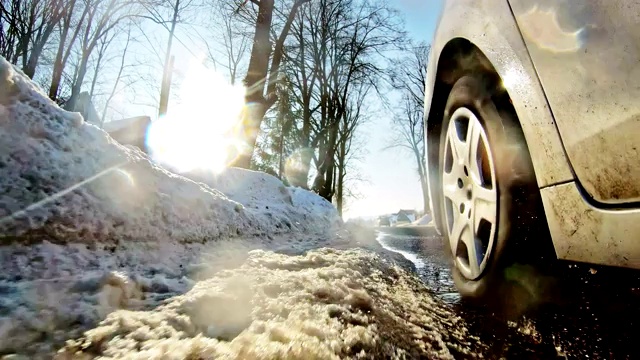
left=336, top=134, right=346, bottom=218
left=159, top=55, right=174, bottom=116
left=414, top=148, right=430, bottom=214
left=234, top=0, right=311, bottom=169
left=420, top=175, right=430, bottom=214
left=89, top=44, right=107, bottom=98
left=276, top=102, right=286, bottom=178
left=23, top=41, right=44, bottom=78
left=318, top=117, right=339, bottom=201
left=101, top=30, right=130, bottom=127
left=49, top=0, right=81, bottom=101
left=49, top=27, right=70, bottom=100
left=234, top=103, right=268, bottom=168
left=24, top=19, right=59, bottom=79
left=289, top=91, right=313, bottom=188
left=65, top=49, right=90, bottom=110
left=233, top=0, right=274, bottom=169
left=159, top=0, right=179, bottom=117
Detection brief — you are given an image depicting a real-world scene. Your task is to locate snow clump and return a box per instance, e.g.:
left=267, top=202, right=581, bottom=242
left=57, top=249, right=483, bottom=359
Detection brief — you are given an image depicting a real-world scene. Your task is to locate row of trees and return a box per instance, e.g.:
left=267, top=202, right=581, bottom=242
left=0, top=0, right=236, bottom=120
left=241, top=0, right=406, bottom=216
left=389, top=43, right=431, bottom=215
left=0, top=0, right=139, bottom=112
left=0, top=0, right=431, bottom=216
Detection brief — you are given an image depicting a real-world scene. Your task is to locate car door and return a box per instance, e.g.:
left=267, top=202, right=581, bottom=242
left=507, top=0, right=640, bottom=205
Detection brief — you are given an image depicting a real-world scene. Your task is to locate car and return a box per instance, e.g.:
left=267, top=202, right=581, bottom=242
left=424, top=0, right=640, bottom=304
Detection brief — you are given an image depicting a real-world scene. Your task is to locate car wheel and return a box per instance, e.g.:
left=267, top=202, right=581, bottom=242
left=438, top=75, right=552, bottom=308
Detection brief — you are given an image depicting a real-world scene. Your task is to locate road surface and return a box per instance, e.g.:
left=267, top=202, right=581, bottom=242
left=377, top=232, right=640, bottom=359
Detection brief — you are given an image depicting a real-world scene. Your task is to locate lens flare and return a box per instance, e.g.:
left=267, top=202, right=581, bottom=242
left=518, top=6, right=584, bottom=53
left=146, top=60, right=246, bottom=174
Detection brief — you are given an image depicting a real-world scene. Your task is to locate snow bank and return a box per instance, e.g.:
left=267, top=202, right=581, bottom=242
left=0, top=56, right=341, bottom=357
left=0, top=56, right=337, bottom=244
left=186, top=168, right=338, bottom=237
left=57, top=249, right=482, bottom=359
left=0, top=234, right=339, bottom=357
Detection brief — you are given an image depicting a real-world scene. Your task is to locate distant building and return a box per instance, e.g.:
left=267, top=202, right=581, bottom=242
left=103, top=116, right=151, bottom=153
left=72, top=92, right=150, bottom=153
left=394, top=209, right=417, bottom=225
left=378, top=209, right=418, bottom=227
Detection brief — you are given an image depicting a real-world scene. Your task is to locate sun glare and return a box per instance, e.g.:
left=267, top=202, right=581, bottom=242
left=146, top=60, right=246, bottom=174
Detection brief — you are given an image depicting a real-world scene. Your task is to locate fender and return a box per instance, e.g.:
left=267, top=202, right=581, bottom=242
left=424, top=0, right=574, bottom=233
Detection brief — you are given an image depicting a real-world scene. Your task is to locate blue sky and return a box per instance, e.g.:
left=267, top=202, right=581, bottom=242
left=398, top=0, right=444, bottom=43
left=344, top=0, right=443, bottom=219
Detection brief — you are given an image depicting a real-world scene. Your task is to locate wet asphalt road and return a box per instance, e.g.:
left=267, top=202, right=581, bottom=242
left=376, top=232, right=640, bottom=360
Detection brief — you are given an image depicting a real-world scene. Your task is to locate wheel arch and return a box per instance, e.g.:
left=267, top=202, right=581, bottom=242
left=425, top=29, right=573, bottom=235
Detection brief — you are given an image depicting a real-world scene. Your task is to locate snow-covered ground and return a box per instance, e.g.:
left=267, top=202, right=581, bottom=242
left=57, top=249, right=480, bottom=360
left=0, top=56, right=338, bottom=357
left=0, top=56, right=481, bottom=359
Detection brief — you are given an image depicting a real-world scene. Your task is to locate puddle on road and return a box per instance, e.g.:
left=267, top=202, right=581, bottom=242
left=438, top=292, right=461, bottom=304
left=376, top=233, right=426, bottom=270
left=375, top=232, right=459, bottom=304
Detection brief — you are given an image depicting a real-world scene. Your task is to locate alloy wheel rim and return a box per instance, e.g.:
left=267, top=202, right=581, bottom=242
left=442, top=107, right=498, bottom=280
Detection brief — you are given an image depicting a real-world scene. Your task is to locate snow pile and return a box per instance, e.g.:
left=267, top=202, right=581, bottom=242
left=57, top=249, right=482, bottom=359
left=186, top=168, right=338, bottom=236
left=0, top=56, right=341, bottom=357
left=0, top=55, right=338, bottom=245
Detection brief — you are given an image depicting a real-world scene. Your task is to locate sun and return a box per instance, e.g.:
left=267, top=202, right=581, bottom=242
left=145, top=59, right=246, bottom=174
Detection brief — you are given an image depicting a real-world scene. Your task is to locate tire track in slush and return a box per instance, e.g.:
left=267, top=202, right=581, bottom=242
left=375, top=231, right=640, bottom=359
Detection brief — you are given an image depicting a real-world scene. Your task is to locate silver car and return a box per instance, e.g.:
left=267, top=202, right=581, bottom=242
left=425, top=0, right=640, bottom=302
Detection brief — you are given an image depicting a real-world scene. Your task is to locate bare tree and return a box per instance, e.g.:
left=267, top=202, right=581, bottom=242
left=255, top=0, right=404, bottom=213
left=231, top=0, right=312, bottom=169
left=308, top=0, right=405, bottom=201
left=140, top=0, right=200, bottom=115
left=88, top=30, right=117, bottom=98
left=279, top=7, right=318, bottom=188
left=334, top=83, right=369, bottom=217
left=388, top=43, right=430, bottom=213
left=100, top=27, right=132, bottom=126
left=391, top=43, right=429, bottom=110
left=202, top=0, right=250, bottom=85
left=48, top=0, right=88, bottom=101
left=64, top=0, right=137, bottom=110
left=0, top=0, right=19, bottom=60
left=0, top=0, right=67, bottom=78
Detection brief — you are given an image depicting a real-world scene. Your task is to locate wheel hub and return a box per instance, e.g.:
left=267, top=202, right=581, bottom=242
left=442, top=107, right=498, bottom=280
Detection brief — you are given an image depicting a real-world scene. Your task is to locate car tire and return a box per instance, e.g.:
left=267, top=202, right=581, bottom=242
left=438, top=75, right=553, bottom=311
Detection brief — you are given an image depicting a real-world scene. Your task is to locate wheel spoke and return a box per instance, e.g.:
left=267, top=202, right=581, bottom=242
left=467, top=118, right=485, bottom=186
left=461, top=230, right=482, bottom=276
left=448, top=215, right=466, bottom=255
left=466, top=116, right=481, bottom=159
left=447, top=122, right=466, bottom=164
left=475, top=185, right=497, bottom=212
left=473, top=185, right=497, bottom=230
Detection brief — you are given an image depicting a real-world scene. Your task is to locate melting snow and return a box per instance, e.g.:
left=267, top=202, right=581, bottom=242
left=57, top=249, right=481, bottom=359
left=0, top=55, right=482, bottom=359
left=0, top=56, right=339, bottom=357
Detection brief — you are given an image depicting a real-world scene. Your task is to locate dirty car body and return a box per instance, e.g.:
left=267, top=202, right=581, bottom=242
left=425, top=0, right=640, bottom=284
